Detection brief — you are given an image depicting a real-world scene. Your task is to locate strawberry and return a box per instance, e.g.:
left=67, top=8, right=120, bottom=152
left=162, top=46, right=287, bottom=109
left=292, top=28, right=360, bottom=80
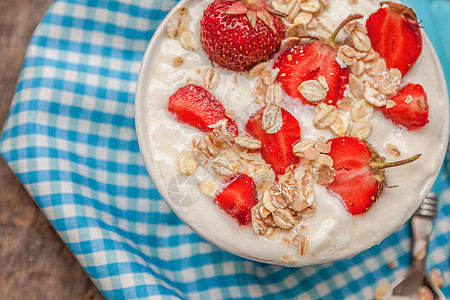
left=273, top=15, right=362, bottom=106
left=200, top=0, right=286, bottom=72
left=380, top=83, right=429, bottom=131
left=245, top=106, right=301, bottom=176
left=215, top=173, right=258, bottom=225
left=327, top=137, right=420, bottom=215
left=168, top=84, right=238, bottom=135
left=366, top=2, right=422, bottom=75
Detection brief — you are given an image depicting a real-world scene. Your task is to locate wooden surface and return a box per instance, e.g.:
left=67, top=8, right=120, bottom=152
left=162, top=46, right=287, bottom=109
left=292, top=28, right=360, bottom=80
left=0, top=0, right=103, bottom=299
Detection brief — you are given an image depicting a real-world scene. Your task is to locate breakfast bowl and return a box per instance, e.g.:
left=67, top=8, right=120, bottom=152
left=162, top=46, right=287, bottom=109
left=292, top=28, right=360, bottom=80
left=135, top=0, right=449, bottom=267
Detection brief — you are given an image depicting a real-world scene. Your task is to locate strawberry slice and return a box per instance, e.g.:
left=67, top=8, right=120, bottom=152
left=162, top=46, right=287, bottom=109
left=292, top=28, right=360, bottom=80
left=366, top=2, right=422, bottom=75
left=380, top=83, right=429, bottom=131
left=274, top=42, right=349, bottom=106
left=327, top=137, right=420, bottom=215
left=168, top=84, right=238, bottom=135
left=215, top=173, right=258, bottom=225
left=245, top=106, right=301, bottom=176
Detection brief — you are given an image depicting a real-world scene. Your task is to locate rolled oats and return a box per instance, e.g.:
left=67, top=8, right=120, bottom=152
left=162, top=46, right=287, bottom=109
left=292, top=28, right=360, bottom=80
left=429, top=268, right=444, bottom=289
left=350, top=60, right=365, bottom=77
left=286, top=0, right=303, bottom=23
left=418, top=286, right=433, bottom=300
left=364, top=81, right=387, bottom=107
left=374, top=284, right=393, bottom=300
left=266, top=226, right=282, bottom=240
left=273, top=209, right=296, bottom=229
left=311, top=154, right=334, bottom=169
left=193, top=136, right=219, bottom=165
left=262, top=190, right=277, bottom=212
left=349, top=121, right=372, bottom=138
left=281, top=252, right=297, bottom=264
left=351, top=99, right=374, bottom=121
left=314, top=103, right=337, bottom=129
left=385, top=100, right=396, bottom=109
left=366, top=58, right=387, bottom=76
left=209, top=119, right=235, bottom=146
left=330, top=112, right=350, bottom=136
left=405, top=94, right=413, bottom=104
left=225, top=109, right=235, bottom=120
left=294, top=12, right=313, bottom=26
left=352, top=30, right=372, bottom=52
left=386, top=143, right=401, bottom=157
left=362, top=47, right=378, bottom=62
left=248, top=61, right=271, bottom=78
left=316, top=165, right=336, bottom=185
left=337, top=97, right=353, bottom=111
left=301, top=0, right=321, bottom=13
left=198, top=179, right=220, bottom=198
left=234, top=136, right=262, bottom=149
left=179, top=30, right=199, bottom=51
left=271, top=0, right=288, bottom=13
left=202, top=68, right=220, bottom=89
left=374, top=68, right=402, bottom=96
left=262, top=104, right=283, bottom=134
left=349, top=74, right=365, bottom=99
left=166, top=7, right=191, bottom=39
left=261, top=68, right=278, bottom=85
left=293, top=140, right=319, bottom=160
left=387, top=261, right=398, bottom=269
left=173, top=56, right=184, bottom=67
left=270, top=185, right=289, bottom=209
left=265, top=84, right=283, bottom=105
left=211, top=156, right=239, bottom=176
left=298, top=236, right=308, bottom=255
left=299, top=79, right=328, bottom=103
left=178, top=150, right=199, bottom=175
left=251, top=205, right=268, bottom=235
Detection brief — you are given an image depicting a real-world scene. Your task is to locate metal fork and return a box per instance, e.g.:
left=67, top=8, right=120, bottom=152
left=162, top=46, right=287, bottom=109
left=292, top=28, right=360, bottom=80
left=392, top=192, right=445, bottom=299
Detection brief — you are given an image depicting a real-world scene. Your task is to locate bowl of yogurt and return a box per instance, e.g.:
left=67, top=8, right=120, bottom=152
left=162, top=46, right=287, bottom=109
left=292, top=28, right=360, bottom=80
left=135, top=0, right=449, bottom=266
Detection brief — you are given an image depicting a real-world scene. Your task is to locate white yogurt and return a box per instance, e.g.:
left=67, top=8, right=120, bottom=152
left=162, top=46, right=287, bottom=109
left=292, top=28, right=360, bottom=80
left=136, top=0, right=449, bottom=266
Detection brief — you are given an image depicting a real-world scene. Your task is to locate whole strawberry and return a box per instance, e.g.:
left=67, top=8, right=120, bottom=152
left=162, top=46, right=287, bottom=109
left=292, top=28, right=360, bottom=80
left=366, top=2, right=422, bottom=75
left=200, top=0, right=286, bottom=72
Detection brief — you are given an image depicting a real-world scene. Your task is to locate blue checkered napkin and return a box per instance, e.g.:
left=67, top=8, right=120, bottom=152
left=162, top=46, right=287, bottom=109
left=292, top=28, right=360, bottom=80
left=0, top=0, right=449, bottom=299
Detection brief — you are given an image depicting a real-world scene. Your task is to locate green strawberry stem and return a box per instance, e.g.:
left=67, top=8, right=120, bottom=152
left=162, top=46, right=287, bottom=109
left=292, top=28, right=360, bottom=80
left=325, top=14, right=363, bottom=47
left=371, top=154, right=421, bottom=172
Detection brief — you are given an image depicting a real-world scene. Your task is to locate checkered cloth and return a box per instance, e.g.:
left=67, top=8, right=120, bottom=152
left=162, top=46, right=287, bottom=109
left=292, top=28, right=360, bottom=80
left=1, top=0, right=449, bottom=299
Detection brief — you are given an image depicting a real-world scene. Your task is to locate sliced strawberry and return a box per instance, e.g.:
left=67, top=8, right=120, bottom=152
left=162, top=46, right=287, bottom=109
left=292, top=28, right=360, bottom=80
left=327, top=137, right=379, bottom=215
left=366, top=2, right=422, bottom=75
left=327, top=137, right=420, bottom=215
left=380, top=83, right=429, bottom=130
left=245, top=106, right=301, bottom=176
left=168, top=84, right=238, bottom=135
left=274, top=42, right=349, bottom=106
left=215, top=173, right=258, bottom=225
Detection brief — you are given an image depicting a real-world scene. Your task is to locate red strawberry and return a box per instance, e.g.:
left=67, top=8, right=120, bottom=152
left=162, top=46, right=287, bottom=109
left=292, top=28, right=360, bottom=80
left=366, top=2, right=422, bottom=75
left=327, top=137, right=420, bottom=215
left=200, top=0, right=286, bottom=72
left=168, top=84, right=238, bottom=135
left=273, top=15, right=362, bottom=106
left=215, top=173, right=258, bottom=225
left=380, top=83, right=429, bottom=130
left=245, top=106, right=301, bottom=176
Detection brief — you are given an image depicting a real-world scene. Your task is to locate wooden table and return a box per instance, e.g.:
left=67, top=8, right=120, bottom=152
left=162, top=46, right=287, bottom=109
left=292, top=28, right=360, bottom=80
left=0, top=0, right=103, bottom=298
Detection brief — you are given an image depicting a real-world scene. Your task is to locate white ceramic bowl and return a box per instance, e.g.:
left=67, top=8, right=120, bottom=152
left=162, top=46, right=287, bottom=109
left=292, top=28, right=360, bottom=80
left=135, top=0, right=449, bottom=266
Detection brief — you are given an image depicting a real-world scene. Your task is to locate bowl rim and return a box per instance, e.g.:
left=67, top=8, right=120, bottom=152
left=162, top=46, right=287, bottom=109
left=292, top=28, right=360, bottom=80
left=135, top=0, right=450, bottom=267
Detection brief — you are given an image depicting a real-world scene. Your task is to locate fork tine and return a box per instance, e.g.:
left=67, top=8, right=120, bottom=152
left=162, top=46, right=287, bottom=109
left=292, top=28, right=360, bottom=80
left=415, top=192, right=438, bottom=219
